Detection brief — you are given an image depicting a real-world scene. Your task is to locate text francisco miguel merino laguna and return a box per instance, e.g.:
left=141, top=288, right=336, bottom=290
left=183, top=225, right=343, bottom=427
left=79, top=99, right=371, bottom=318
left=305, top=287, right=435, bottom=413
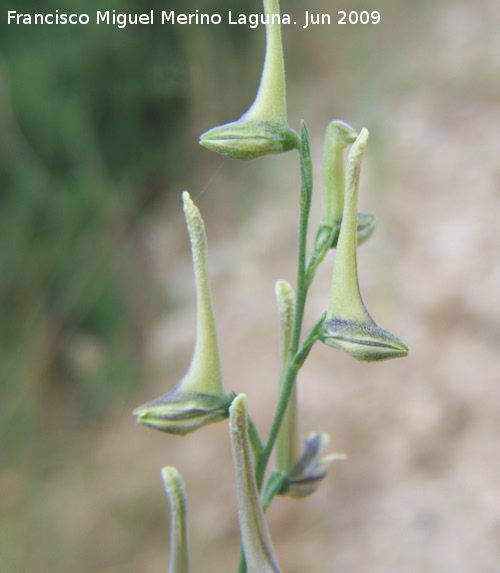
left=6, top=9, right=328, bottom=29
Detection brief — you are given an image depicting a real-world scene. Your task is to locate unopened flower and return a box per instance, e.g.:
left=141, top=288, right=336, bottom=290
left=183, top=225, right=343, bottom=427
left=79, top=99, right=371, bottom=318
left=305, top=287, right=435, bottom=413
left=230, top=395, right=283, bottom=573
left=199, top=121, right=297, bottom=161
left=161, top=466, right=189, bottom=573
left=274, top=280, right=301, bottom=476
left=199, top=0, right=298, bottom=160
left=321, top=120, right=359, bottom=227
left=319, top=120, right=377, bottom=247
left=320, top=129, right=408, bottom=362
left=133, top=192, right=231, bottom=435
left=307, top=122, right=376, bottom=285
left=134, top=392, right=232, bottom=436
left=320, top=317, right=408, bottom=362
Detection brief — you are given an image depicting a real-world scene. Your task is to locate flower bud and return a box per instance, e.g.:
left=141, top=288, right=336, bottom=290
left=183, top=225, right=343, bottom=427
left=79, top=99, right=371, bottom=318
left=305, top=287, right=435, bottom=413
left=321, top=120, right=358, bottom=226
left=199, top=121, right=298, bottom=161
left=282, top=433, right=345, bottom=499
left=133, top=192, right=231, bottom=434
left=274, top=281, right=301, bottom=476
left=320, top=317, right=408, bottom=362
left=320, top=129, right=408, bottom=362
left=307, top=122, right=376, bottom=285
left=134, top=391, right=232, bottom=436
left=161, top=466, right=189, bottom=573
left=230, top=395, right=283, bottom=573
left=199, top=0, right=298, bottom=160
left=273, top=284, right=342, bottom=498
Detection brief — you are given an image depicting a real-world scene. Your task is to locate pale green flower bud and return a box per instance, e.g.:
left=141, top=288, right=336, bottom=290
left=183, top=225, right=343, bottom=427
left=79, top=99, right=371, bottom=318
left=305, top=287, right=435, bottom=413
left=230, top=395, right=283, bottom=573
left=199, top=121, right=298, bottom=161
left=320, top=129, right=408, bottom=362
left=320, top=317, right=408, bottom=362
left=282, top=433, right=345, bottom=499
left=274, top=281, right=301, bottom=476
left=161, top=466, right=189, bottom=573
left=133, top=192, right=231, bottom=435
left=272, top=273, right=342, bottom=495
left=199, top=0, right=298, bottom=160
left=307, top=122, right=376, bottom=286
left=273, top=282, right=342, bottom=498
left=321, top=120, right=359, bottom=227
left=134, top=391, right=232, bottom=436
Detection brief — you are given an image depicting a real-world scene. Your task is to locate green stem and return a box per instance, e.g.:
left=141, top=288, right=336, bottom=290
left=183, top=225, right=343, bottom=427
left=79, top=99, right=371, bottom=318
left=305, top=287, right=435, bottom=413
left=248, top=416, right=263, bottom=457
left=255, top=122, right=313, bottom=489
left=289, top=122, right=313, bottom=357
left=261, top=471, right=287, bottom=511
left=305, top=224, right=337, bottom=288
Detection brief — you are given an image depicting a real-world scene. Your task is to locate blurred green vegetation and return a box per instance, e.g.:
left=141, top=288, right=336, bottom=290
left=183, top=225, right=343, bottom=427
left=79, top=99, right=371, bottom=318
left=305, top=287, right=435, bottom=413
left=0, top=0, right=257, bottom=465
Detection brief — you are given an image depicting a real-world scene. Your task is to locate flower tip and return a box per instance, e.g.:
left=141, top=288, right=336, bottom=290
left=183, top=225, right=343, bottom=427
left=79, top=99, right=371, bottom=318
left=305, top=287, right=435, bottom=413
left=181, top=190, right=203, bottom=234
left=229, top=393, right=248, bottom=423
left=161, top=465, right=184, bottom=492
left=181, top=190, right=191, bottom=208
left=326, top=119, right=359, bottom=145
left=346, top=127, right=369, bottom=163
left=358, top=127, right=369, bottom=145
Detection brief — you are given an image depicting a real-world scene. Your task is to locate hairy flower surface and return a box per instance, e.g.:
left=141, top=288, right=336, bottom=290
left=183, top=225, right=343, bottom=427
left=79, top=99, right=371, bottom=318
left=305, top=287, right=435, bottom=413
left=321, top=129, right=408, bottom=362
left=199, top=0, right=298, bottom=160
left=134, top=192, right=231, bottom=434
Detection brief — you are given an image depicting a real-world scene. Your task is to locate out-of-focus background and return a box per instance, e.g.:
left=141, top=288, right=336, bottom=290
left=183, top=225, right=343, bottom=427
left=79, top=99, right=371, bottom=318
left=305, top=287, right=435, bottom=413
left=1, top=0, right=499, bottom=571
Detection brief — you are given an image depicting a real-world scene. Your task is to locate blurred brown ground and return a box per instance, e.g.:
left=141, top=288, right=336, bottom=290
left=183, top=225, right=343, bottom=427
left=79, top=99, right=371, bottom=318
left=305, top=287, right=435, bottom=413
left=2, top=0, right=500, bottom=571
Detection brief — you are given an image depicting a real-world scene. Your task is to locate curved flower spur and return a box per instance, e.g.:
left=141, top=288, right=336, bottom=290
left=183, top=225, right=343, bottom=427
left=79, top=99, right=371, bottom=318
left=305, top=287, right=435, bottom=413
left=199, top=0, right=298, bottom=160
left=319, top=129, right=408, bottom=362
left=133, top=192, right=232, bottom=435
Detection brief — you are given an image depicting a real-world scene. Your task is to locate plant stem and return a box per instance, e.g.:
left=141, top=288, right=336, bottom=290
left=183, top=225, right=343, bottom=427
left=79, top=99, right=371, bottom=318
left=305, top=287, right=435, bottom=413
left=289, top=122, right=313, bottom=358
left=254, top=122, right=313, bottom=489
left=248, top=416, right=263, bottom=457
left=261, top=471, right=287, bottom=511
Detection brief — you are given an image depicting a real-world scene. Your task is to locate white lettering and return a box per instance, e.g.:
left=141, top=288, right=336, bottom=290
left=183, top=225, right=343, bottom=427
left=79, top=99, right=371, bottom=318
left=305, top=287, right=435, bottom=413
left=162, top=11, right=220, bottom=25
left=162, top=11, right=175, bottom=24
left=97, top=11, right=109, bottom=24
left=249, top=14, right=259, bottom=29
